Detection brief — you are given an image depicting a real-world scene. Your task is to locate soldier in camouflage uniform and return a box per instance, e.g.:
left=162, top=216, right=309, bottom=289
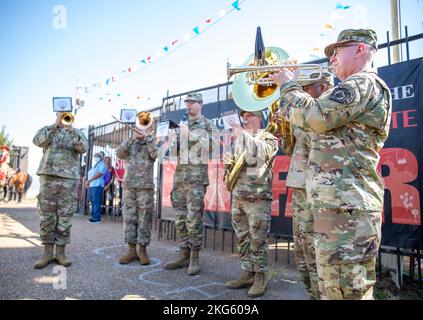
left=164, top=92, right=218, bottom=276
left=33, top=112, right=88, bottom=269
left=280, top=72, right=334, bottom=300
left=224, top=110, right=278, bottom=298
left=116, top=126, right=158, bottom=265
left=270, top=29, right=392, bottom=299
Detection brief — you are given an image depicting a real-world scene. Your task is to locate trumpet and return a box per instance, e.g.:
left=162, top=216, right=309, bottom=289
left=227, top=62, right=323, bottom=85
left=61, top=112, right=74, bottom=126
left=112, top=111, right=154, bottom=137
left=136, top=111, right=153, bottom=130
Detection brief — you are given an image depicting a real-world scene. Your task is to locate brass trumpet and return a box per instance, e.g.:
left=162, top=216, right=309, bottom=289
left=136, top=111, right=153, bottom=130
left=112, top=111, right=154, bottom=136
left=227, top=62, right=323, bottom=85
left=61, top=112, right=74, bottom=126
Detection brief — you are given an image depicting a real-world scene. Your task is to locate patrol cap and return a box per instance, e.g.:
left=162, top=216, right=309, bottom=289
left=239, top=110, right=263, bottom=118
left=184, top=92, right=203, bottom=103
left=324, top=29, right=378, bottom=58
left=299, top=71, right=334, bottom=87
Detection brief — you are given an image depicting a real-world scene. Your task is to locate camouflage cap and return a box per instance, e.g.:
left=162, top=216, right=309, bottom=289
left=324, top=29, right=378, bottom=58
left=239, top=110, right=263, bottom=118
left=299, top=71, right=334, bottom=87
left=184, top=92, right=203, bottom=103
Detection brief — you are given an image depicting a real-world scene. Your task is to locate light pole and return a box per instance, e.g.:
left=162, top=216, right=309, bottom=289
left=391, top=0, right=400, bottom=63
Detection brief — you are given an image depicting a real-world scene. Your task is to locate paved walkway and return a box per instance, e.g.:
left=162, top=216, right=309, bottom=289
left=0, top=200, right=308, bottom=300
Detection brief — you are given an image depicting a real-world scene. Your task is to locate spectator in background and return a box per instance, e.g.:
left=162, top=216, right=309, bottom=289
left=103, top=156, right=116, bottom=215
left=85, top=152, right=107, bottom=224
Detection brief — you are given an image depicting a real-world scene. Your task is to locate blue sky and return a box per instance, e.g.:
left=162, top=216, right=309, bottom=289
left=0, top=0, right=422, bottom=195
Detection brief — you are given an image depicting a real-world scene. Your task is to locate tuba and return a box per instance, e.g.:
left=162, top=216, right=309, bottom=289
left=224, top=27, right=294, bottom=191
left=228, top=27, right=295, bottom=140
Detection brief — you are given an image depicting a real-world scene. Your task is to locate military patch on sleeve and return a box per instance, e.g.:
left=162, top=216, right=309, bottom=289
left=329, top=84, right=356, bottom=104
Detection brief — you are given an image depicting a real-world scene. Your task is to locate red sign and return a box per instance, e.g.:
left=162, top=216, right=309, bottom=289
left=115, top=159, right=126, bottom=182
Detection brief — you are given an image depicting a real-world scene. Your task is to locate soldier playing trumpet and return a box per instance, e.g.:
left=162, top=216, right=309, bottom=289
left=116, top=112, right=158, bottom=265
left=33, top=111, right=88, bottom=269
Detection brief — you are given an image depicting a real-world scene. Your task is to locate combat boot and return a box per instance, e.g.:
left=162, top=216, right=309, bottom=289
left=164, top=247, right=190, bottom=270
left=225, top=271, right=255, bottom=289
left=34, top=244, right=55, bottom=269
left=119, top=243, right=138, bottom=264
left=55, top=245, right=72, bottom=267
left=187, top=249, right=200, bottom=275
left=247, top=272, right=267, bottom=298
left=138, top=244, right=150, bottom=265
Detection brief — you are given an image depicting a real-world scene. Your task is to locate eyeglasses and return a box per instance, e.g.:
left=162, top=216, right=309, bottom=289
left=332, top=44, right=358, bottom=58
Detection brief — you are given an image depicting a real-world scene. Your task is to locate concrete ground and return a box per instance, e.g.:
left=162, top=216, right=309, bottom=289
left=0, top=199, right=308, bottom=300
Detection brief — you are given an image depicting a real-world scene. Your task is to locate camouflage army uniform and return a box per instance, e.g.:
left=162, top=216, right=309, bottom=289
left=281, top=126, right=320, bottom=299
left=229, top=130, right=278, bottom=272
left=279, top=69, right=392, bottom=299
left=171, top=116, right=217, bottom=250
left=116, top=135, right=158, bottom=245
left=33, top=125, right=88, bottom=245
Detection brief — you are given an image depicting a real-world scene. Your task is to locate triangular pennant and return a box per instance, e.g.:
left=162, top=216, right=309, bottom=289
left=193, top=27, right=200, bottom=35
left=232, top=0, right=241, bottom=10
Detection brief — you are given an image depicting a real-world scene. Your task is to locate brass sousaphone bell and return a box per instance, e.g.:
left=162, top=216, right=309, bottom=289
left=228, top=27, right=323, bottom=113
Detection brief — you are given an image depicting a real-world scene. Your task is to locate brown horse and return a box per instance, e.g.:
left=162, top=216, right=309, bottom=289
left=7, top=168, right=32, bottom=203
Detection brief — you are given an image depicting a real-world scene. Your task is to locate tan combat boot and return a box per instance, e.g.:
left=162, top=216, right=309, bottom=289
left=138, top=244, right=150, bottom=265
left=187, top=249, right=200, bottom=276
left=164, top=247, right=190, bottom=270
left=247, top=272, right=267, bottom=298
left=55, top=245, right=72, bottom=267
left=34, top=244, right=55, bottom=269
left=119, top=243, right=138, bottom=264
left=225, top=271, right=255, bottom=289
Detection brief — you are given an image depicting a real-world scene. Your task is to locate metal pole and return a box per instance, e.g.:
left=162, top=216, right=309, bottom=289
left=391, top=0, right=400, bottom=63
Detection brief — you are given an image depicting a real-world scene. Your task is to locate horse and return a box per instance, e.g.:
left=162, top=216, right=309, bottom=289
left=6, top=168, right=32, bottom=203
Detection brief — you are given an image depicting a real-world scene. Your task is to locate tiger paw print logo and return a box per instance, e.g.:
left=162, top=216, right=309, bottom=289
left=400, top=193, right=420, bottom=220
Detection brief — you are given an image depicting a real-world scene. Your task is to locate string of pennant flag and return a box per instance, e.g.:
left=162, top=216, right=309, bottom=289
left=308, top=2, right=352, bottom=60
left=78, top=0, right=246, bottom=103
left=79, top=1, right=352, bottom=105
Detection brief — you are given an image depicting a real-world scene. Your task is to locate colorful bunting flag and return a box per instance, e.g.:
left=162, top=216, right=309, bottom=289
left=80, top=0, right=247, bottom=104
left=232, top=0, right=240, bottom=10
left=335, top=3, right=350, bottom=10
